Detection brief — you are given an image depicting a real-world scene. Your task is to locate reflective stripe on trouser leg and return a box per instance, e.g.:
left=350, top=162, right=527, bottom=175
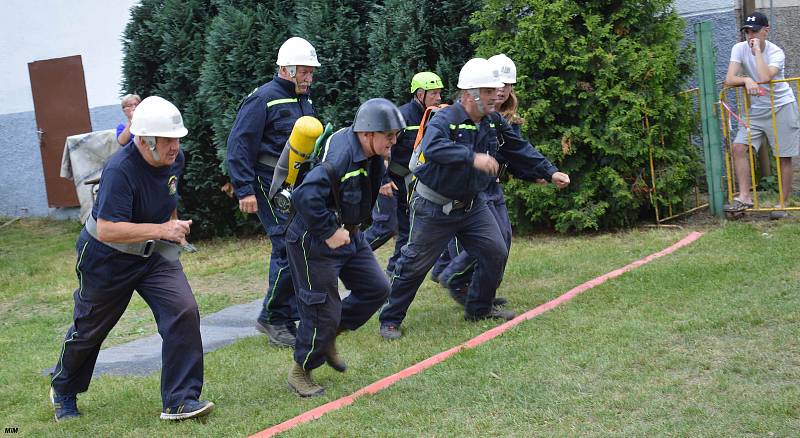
left=285, top=229, right=342, bottom=371
left=254, top=173, right=297, bottom=325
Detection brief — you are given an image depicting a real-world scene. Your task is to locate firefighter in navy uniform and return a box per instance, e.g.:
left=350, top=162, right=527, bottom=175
left=49, top=96, right=213, bottom=422
left=226, top=37, right=320, bottom=347
left=363, top=72, right=443, bottom=276
left=378, top=58, right=570, bottom=340
left=284, top=98, right=406, bottom=396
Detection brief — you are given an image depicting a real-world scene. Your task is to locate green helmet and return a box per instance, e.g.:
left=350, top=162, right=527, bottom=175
left=410, top=72, right=444, bottom=93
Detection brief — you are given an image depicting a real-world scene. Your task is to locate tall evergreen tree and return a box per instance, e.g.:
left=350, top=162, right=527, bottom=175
left=293, top=0, right=376, bottom=127
left=360, top=0, right=481, bottom=104
left=200, top=1, right=294, bottom=171
left=122, top=0, right=224, bottom=237
left=198, top=1, right=296, bottom=234
left=121, top=0, right=165, bottom=96
left=472, top=0, right=698, bottom=232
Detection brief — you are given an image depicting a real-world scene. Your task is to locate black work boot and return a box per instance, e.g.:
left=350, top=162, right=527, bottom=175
left=465, top=306, right=516, bottom=322
left=449, top=287, right=507, bottom=307
left=326, top=331, right=347, bottom=372
left=287, top=363, right=324, bottom=397
left=255, top=320, right=295, bottom=348
left=447, top=286, right=468, bottom=306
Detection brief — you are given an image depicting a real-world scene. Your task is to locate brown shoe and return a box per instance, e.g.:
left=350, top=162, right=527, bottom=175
left=287, top=363, right=324, bottom=397
left=326, top=331, right=347, bottom=372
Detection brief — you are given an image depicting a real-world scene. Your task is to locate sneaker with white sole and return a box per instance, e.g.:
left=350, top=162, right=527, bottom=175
left=160, top=399, right=214, bottom=421
left=50, top=387, right=81, bottom=422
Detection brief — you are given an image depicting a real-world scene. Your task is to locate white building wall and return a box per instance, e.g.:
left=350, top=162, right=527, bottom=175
left=0, top=0, right=139, bottom=218
left=0, top=0, right=140, bottom=115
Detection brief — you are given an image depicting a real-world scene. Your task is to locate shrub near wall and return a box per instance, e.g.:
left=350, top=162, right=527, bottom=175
left=472, top=0, right=700, bottom=232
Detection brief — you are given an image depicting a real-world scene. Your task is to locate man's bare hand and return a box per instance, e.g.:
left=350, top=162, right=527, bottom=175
left=162, top=219, right=192, bottom=245
left=379, top=181, right=398, bottom=197
left=473, top=153, right=499, bottom=176
left=551, top=172, right=570, bottom=189
left=325, top=228, right=351, bottom=249
left=744, top=77, right=761, bottom=96
left=239, top=195, right=258, bottom=213
left=749, top=37, right=762, bottom=55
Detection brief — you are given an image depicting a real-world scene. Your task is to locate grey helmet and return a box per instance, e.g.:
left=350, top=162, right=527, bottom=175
left=352, top=98, right=406, bottom=132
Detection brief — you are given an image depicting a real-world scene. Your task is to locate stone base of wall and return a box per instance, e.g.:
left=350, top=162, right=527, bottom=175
left=0, top=104, right=122, bottom=218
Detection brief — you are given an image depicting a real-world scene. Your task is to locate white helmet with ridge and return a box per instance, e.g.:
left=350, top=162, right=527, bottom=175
left=129, top=96, right=188, bottom=138
left=276, top=37, right=321, bottom=67
left=457, top=58, right=504, bottom=90
left=488, top=54, right=517, bottom=84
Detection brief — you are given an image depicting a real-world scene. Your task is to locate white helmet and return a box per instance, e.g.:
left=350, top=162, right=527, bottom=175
left=129, top=96, right=187, bottom=138
left=489, top=54, right=517, bottom=84
left=457, top=58, right=504, bottom=90
left=276, top=37, right=321, bottom=67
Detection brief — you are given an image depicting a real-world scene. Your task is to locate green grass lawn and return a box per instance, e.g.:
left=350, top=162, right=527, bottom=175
left=0, top=218, right=797, bottom=436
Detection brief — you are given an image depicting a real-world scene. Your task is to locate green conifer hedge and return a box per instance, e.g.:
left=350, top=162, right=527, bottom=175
left=121, top=0, right=699, bottom=236
left=472, top=0, right=700, bottom=232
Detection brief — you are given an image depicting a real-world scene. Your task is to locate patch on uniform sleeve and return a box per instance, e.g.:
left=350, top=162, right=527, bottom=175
left=168, top=175, right=178, bottom=195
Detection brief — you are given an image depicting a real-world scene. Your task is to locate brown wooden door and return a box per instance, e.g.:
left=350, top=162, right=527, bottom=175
left=28, top=55, right=93, bottom=207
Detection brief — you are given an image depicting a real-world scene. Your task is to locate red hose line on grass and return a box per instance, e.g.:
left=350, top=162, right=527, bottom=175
left=251, top=231, right=704, bottom=437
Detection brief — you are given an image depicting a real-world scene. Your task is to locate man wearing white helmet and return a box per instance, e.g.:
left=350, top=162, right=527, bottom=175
left=50, top=96, right=213, bottom=421
left=379, top=58, right=570, bottom=340
left=226, top=37, right=320, bottom=348
left=438, top=54, right=522, bottom=304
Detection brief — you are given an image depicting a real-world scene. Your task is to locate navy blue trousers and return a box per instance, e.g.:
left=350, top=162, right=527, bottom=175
left=52, top=232, right=203, bottom=409
left=379, top=194, right=508, bottom=326
left=286, top=223, right=390, bottom=371
left=440, top=183, right=512, bottom=289
left=429, top=248, right=452, bottom=281
left=253, top=173, right=298, bottom=326
left=363, top=172, right=410, bottom=274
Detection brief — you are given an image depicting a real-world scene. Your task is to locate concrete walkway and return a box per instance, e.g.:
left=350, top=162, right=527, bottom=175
left=91, top=299, right=262, bottom=376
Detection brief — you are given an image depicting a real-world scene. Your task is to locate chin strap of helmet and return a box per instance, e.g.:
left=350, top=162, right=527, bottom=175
left=142, top=136, right=160, bottom=161
left=414, top=89, right=428, bottom=109
left=367, top=134, right=378, bottom=157
left=467, top=89, right=486, bottom=117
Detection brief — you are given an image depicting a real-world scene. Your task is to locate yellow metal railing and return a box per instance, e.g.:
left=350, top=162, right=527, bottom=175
left=646, top=87, right=709, bottom=224
left=719, top=77, right=800, bottom=212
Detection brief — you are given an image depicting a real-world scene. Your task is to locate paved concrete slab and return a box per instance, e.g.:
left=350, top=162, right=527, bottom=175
left=46, top=285, right=352, bottom=377
left=91, top=299, right=262, bottom=376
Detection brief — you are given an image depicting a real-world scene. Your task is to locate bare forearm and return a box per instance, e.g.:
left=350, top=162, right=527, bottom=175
left=97, top=218, right=166, bottom=243
left=754, top=55, right=771, bottom=82
left=724, top=74, right=748, bottom=87
left=117, top=125, right=132, bottom=145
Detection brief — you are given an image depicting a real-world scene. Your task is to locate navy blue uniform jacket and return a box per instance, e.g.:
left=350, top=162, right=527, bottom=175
left=390, top=98, right=425, bottom=170
left=292, top=128, right=384, bottom=240
left=414, top=102, right=558, bottom=201
left=226, top=75, right=316, bottom=199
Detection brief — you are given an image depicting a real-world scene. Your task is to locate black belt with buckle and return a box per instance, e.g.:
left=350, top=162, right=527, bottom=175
left=451, top=198, right=474, bottom=212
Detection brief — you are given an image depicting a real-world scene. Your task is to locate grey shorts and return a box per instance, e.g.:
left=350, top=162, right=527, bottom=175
left=733, top=101, right=800, bottom=157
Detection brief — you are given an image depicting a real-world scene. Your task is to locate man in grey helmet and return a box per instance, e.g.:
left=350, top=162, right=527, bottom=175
left=283, top=98, right=405, bottom=396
